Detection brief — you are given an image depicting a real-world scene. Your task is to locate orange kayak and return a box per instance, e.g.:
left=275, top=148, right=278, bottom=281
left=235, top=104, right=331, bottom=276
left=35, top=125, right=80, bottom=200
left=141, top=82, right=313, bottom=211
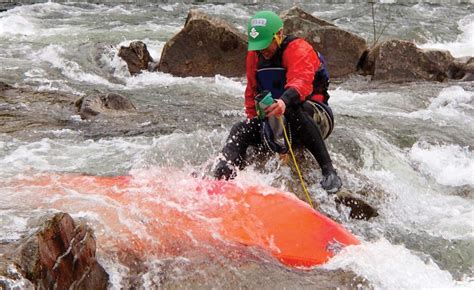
left=10, top=172, right=359, bottom=267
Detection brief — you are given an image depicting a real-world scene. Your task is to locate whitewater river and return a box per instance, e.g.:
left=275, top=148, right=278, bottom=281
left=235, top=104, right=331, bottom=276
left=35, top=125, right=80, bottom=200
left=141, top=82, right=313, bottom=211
left=0, top=1, right=473, bottom=289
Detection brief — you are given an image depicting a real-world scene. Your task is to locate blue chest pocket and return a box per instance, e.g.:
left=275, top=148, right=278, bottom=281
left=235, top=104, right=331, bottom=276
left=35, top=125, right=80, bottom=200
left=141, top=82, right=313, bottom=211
left=256, top=68, right=286, bottom=99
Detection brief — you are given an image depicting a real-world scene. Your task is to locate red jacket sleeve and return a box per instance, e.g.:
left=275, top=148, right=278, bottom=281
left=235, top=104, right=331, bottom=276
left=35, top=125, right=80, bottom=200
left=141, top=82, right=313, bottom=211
left=244, top=51, right=258, bottom=119
left=282, top=39, right=320, bottom=102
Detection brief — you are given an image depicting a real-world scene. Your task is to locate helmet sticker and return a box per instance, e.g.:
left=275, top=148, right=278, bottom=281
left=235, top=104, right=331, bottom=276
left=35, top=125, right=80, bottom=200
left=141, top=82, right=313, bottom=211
left=249, top=27, right=259, bottom=39
left=251, top=18, right=267, bottom=27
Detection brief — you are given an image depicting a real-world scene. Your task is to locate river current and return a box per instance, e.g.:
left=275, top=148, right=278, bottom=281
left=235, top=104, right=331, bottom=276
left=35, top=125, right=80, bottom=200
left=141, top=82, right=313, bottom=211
left=0, top=1, right=473, bottom=289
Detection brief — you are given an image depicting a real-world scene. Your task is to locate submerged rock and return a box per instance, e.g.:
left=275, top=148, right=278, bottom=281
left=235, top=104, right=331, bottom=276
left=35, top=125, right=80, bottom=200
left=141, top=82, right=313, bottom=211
left=158, top=9, right=247, bottom=77
left=1, top=213, right=108, bottom=289
left=75, top=92, right=137, bottom=119
left=281, top=6, right=367, bottom=78
left=0, top=81, right=241, bottom=139
left=335, top=189, right=379, bottom=220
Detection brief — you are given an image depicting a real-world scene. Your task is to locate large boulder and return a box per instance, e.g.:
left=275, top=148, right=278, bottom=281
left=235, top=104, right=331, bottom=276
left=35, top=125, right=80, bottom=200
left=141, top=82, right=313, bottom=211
left=3, top=213, right=108, bottom=290
left=370, top=40, right=449, bottom=82
left=158, top=10, right=247, bottom=77
left=75, top=92, right=137, bottom=119
left=118, top=41, right=156, bottom=76
left=281, top=7, right=367, bottom=78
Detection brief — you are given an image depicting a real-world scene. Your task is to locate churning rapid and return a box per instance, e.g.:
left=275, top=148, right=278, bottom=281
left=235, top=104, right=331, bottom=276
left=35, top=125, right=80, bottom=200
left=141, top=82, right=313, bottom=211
left=0, top=1, right=473, bottom=289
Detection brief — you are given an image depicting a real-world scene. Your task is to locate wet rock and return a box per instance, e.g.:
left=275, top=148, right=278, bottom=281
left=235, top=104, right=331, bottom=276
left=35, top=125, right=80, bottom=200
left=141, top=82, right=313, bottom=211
left=357, top=46, right=381, bottom=76
left=424, top=49, right=455, bottom=73
left=75, top=93, right=137, bottom=119
left=335, top=189, right=379, bottom=220
left=158, top=9, right=247, bottom=77
left=367, top=40, right=448, bottom=82
left=3, top=212, right=108, bottom=290
left=0, top=259, right=35, bottom=290
left=118, top=41, right=157, bottom=76
left=281, top=7, right=367, bottom=78
left=1, top=81, right=238, bottom=139
left=0, top=81, right=13, bottom=91
left=447, top=57, right=474, bottom=81
left=0, top=81, right=77, bottom=135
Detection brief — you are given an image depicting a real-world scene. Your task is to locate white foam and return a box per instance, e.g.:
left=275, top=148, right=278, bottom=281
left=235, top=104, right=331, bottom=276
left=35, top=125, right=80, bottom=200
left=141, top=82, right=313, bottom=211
left=407, top=86, right=473, bottom=125
left=418, top=14, right=474, bottom=58
left=123, top=70, right=245, bottom=95
left=409, top=141, right=474, bottom=187
left=428, top=86, right=473, bottom=111
left=329, top=87, right=379, bottom=103
left=324, top=239, right=459, bottom=289
left=34, top=44, right=123, bottom=88
left=0, top=211, right=28, bottom=240
left=357, top=131, right=473, bottom=240
left=329, top=87, right=404, bottom=118
left=213, top=74, right=245, bottom=97
left=200, top=4, right=250, bottom=20
left=104, top=5, right=133, bottom=15
left=160, top=4, right=179, bottom=12
left=0, top=15, right=37, bottom=36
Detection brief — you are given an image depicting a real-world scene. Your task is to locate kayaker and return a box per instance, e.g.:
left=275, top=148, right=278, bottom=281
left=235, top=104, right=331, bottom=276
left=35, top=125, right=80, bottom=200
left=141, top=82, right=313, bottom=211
left=213, top=10, right=342, bottom=193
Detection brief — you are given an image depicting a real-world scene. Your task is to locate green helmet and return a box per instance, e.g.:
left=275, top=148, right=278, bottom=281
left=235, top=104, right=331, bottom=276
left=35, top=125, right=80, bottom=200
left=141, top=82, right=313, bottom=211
left=247, top=11, right=283, bottom=51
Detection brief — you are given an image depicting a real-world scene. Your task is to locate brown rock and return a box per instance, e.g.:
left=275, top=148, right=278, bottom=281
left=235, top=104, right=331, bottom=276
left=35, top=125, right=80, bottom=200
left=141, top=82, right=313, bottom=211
left=335, top=189, right=379, bottom=220
left=424, top=49, right=455, bottom=73
left=357, top=46, right=381, bottom=76
left=158, top=9, right=247, bottom=77
left=8, top=213, right=108, bottom=290
left=0, top=81, right=12, bottom=91
left=75, top=92, right=137, bottom=119
left=448, top=57, right=474, bottom=81
left=118, top=41, right=155, bottom=76
left=281, top=7, right=367, bottom=78
left=372, top=40, right=448, bottom=82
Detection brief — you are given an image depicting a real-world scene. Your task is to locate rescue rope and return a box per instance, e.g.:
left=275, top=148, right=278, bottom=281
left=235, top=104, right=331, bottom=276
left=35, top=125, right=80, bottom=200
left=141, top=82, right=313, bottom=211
left=278, top=117, right=315, bottom=209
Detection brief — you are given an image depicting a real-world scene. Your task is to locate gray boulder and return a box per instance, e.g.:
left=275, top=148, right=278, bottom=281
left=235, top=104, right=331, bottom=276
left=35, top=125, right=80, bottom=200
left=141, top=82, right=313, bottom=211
left=281, top=7, right=367, bottom=78
left=158, top=9, right=247, bottom=77
left=75, top=93, right=137, bottom=119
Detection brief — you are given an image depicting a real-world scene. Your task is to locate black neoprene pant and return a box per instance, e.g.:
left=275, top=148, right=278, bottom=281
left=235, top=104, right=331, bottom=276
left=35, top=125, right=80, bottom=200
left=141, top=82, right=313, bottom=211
left=221, top=102, right=335, bottom=175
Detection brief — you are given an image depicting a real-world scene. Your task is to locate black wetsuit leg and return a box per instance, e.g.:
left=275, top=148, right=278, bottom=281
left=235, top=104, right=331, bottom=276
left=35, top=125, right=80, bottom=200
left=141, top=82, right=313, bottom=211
left=221, top=118, right=263, bottom=168
left=285, top=104, right=335, bottom=175
left=214, top=118, right=263, bottom=180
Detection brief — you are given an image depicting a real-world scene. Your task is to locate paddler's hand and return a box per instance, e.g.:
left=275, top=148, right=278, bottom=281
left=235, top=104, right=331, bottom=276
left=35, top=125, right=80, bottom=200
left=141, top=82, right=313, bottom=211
left=265, top=99, right=286, bottom=117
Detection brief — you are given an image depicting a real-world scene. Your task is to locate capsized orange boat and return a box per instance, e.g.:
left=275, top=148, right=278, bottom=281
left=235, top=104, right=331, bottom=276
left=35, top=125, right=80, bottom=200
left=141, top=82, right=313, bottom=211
left=9, top=171, right=359, bottom=268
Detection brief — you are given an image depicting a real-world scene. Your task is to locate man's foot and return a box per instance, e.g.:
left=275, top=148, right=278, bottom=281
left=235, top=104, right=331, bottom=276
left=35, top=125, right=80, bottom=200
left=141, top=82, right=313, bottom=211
left=213, top=159, right=236, bottom=180
left=320, top=170, right=342, bottom=194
